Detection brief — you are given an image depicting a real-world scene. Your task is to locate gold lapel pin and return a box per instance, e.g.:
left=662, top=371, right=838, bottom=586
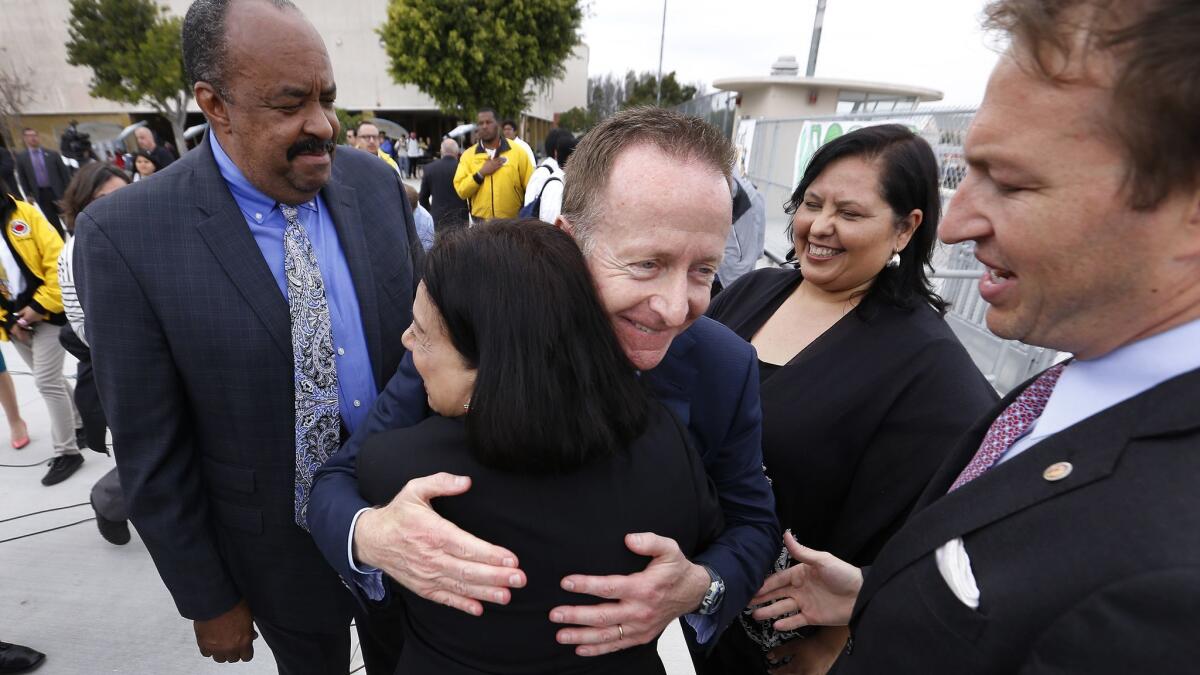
left=1043, top=461, right=1073, bottom=482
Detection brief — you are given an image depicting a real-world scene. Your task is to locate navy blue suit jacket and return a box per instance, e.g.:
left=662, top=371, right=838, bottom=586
left=309, top=315, right=780, bottom=641
left=75, top=135, right=423, bottom=633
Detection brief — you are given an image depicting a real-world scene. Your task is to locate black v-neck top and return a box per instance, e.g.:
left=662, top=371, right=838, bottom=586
left=708, top=267, right=998, bottom=566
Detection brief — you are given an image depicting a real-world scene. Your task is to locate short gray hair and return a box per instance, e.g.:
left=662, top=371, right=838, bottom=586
left=182, top=0, right=298, bottom=101
left=440, top=137, right=460, bottom=157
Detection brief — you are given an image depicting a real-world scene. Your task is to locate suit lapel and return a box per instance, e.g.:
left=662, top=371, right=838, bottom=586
left=321, top=178, right=385, bottom=391
left=189, top=136, right=292, bottom=357
left=854, top=365, right=1200, bottom=621
left=643, top=327, right=700, bottom=436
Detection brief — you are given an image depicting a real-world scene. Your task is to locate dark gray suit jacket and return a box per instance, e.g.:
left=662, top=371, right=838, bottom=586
left=16, top=147, right=70, bottom=197
left=834, top=365, right=1200, bottom=674
left=74, top=135, right=423, bottom=633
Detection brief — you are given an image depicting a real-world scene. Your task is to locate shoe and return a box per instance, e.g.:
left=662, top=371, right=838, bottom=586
left=41, top=453, right=84, bottom=486
left=91, top=495, right=131, bottom=545
left=0, top=641, right=45, bottom=673
left=11, top=436, right=29, bottom=450
left=75, top=427, right=88, bottom=451
left=10, top=420, right=29, bottom=449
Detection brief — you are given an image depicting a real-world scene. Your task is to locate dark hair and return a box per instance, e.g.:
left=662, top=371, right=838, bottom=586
left=58, top=162, right=131, bottom=233
left=502, top=119, right=517, bottom=130
left=132, top=150, right=161, bottom=173
left=477, top=107, right=497, bottom=119
left=182, top=0, right=298, bottom=101
left=543, top=127, right=566, bottom=157
left=422, top=220, right=651, bottom=473
left=554, top=134, right=579, bottom=166
left=983, top=0, right=1200, bottom=210
left=786, top=124, right=946, bottom=315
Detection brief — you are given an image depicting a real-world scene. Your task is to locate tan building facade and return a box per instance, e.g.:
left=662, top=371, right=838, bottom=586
left=0, top=0, right=587, bottom=152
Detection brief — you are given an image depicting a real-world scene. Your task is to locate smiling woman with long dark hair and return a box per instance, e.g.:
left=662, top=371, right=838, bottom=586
left=699, top=125, right=998, bottom=674
left=357, top=219, right=722, bottom=674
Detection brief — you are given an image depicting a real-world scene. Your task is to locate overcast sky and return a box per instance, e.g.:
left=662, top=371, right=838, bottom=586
left=580, top=0, right=1003, bottom=106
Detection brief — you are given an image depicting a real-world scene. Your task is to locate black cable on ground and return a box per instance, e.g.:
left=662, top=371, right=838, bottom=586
left=0, top=457, right=53, bottom=467
left=0, top=517, right=94, bottom=544
left=0, top=502, right=89, bottom=524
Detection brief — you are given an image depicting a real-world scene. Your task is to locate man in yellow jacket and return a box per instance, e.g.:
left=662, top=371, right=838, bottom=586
left=0, top=196, right=83, bottom=485
left=453, top=108, right=533, bottom=221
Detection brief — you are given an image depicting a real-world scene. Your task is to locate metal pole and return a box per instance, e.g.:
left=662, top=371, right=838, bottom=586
left=806, top=0, right=827, bottom=77
left=656, top=0, right=668, bottom=106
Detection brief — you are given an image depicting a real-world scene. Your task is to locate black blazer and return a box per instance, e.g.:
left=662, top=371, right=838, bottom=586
left=358, top=404, right=724, bottom=674
left=74, top=134, right=424, bottom=633
left=835, top=365, right=1200, bottom=674
left=16, top=147, right=70, bottom=197
left=418, top=155, right=468, bottom=231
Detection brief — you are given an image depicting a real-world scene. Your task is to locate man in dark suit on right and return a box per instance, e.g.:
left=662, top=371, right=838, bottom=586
left=418, top=137, right=468, bottom=232
left=751, top=0, right=1200, bottom=672
left=15, top=128, right=70, bottom=236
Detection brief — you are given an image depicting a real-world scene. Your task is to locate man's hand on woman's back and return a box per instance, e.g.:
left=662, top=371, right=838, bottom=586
left=352, top=471, right=527, bottom=616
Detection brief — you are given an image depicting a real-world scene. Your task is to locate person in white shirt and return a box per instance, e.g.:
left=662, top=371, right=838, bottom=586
left=405, top=131, right=422, bottom=180
left=56, top=161, right=133, bottom=544
left=522, top=130, right=576, bottom=224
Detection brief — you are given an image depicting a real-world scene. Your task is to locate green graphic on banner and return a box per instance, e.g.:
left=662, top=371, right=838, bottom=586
left=793, top=119, right=921, bottom=186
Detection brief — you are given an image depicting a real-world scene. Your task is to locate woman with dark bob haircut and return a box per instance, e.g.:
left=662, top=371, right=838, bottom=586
left=699, top=125, right=997, bottom=673
left=357, top=220, right=721, bottom=674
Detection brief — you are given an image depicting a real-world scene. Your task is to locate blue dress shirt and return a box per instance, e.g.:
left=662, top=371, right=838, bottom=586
left=210, top=134, right=377, bottom=433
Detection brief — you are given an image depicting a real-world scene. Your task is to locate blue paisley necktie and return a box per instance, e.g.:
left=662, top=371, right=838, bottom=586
left=281, top=204, right=340, bottom=529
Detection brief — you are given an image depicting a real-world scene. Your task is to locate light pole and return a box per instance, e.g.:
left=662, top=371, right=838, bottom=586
left=806, top=0, right=828, bottom=77
left=656, top=0, right=668, bottom=106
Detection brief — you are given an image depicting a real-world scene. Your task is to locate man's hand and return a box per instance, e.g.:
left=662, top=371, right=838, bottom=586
left=751, top=531, right=862, bottom=632
left=550, top=532, right=710, bottom=657
left=766, top=626, right=850, bottom=674
left=352, top=472, right=526, bottom=616
left=193, top=599, right=256, bottom=663
left=15, top=306, right=43, bottom=326
left=478, top=156, right=506, bottom=177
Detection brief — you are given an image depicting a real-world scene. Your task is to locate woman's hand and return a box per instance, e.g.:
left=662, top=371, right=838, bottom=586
left=750, top=531, right=863, bottom=632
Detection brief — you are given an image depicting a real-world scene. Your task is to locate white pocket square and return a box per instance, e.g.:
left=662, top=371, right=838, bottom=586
left=935, top=537, right=981, bottom=609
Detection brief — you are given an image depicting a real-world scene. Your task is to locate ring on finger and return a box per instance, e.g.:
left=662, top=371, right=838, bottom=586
left=617, top=624, right=624, bottom=640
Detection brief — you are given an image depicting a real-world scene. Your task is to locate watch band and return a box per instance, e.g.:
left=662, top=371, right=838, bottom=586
left=698, top=565, right=726, bottom=616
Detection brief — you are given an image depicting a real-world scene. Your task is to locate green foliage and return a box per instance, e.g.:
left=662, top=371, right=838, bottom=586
left=65, top=0, right=188, bottom=110
left=336, top=108, right=363, bottom=144
left=557, top=106, right=595, bottom=133
left=379, top=0, right=583, bottom=118
left=621, top=71, right=697, bottom=109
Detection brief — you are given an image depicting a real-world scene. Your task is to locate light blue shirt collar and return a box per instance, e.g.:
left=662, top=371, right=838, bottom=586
left=1002, top=317, right=1200, bottom=461
left=209, top=133, right=317, bottom=225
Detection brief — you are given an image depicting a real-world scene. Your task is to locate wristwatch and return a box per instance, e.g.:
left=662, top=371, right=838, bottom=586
left=697, top=565, right=725, bottom=616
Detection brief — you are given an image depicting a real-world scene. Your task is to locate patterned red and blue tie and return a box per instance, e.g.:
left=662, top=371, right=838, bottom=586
left=949, top=362, right=1066, bottom=491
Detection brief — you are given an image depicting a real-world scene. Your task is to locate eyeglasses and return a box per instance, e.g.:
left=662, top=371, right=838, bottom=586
left=358, top=134, right=379, bottom=141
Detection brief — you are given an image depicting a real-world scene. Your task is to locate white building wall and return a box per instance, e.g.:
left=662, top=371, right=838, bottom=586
left=0, top=0, right=586, bottom=119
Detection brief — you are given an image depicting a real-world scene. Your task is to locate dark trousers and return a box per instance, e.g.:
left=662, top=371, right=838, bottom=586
left=58, top=325, right=107, bottom=452
left=255, top=619, right=350, bottom=675
left=353, top=600, right=405, bottom=675
left=35, top=187, right=64, bottom=238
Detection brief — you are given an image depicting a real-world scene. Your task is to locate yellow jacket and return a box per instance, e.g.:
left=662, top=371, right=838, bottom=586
left=1, top=197, right=65, bottom=341
left=453, top=138, right=534, bottom=220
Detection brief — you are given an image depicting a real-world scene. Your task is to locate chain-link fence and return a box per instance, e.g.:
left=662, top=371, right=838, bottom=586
left=737, top=108, right=1059, bottom=393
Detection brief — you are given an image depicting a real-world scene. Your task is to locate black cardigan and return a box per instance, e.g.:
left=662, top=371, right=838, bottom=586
left=707, top=267, right=998, bottom=566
